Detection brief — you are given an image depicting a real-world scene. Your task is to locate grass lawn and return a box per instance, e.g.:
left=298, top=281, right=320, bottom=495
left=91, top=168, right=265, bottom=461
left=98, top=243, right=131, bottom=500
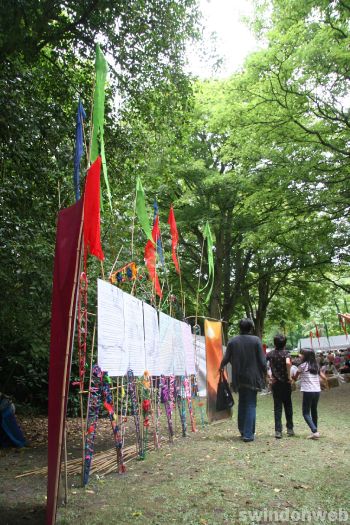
left=54, top=383, right=350, bottom=525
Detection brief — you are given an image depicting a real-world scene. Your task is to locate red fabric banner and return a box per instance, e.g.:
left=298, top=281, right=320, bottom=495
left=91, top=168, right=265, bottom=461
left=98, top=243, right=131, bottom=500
left=144, top=215, right=162, bottom=298
left=167, top=205, right=180, bottom=273
left=47, top=199, right=83, bottom=525
left=83, top=156, right=104, bottom=261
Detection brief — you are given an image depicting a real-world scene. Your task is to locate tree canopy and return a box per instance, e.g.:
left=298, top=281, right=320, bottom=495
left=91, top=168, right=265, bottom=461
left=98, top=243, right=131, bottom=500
left=1, top=0, right=350, bottom=409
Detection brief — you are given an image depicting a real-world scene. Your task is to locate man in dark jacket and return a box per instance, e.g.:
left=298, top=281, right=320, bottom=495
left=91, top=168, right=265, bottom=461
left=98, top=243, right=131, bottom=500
left=220, top=318, right=267, bottom=442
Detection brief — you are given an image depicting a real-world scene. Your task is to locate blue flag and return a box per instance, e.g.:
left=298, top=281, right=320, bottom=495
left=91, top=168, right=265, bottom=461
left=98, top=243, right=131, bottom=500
left=73, top=100, right=86, bottom=201
left=153, top=199, right=165, bottom=266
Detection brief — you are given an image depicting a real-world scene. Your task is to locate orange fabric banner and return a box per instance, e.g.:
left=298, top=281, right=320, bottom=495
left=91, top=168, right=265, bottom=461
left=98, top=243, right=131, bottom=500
left=205, top=320, right=232, bottom=422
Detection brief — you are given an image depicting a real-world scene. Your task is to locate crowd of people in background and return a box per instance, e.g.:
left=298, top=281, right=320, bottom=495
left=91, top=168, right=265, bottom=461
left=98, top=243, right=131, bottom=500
left=220, top=318, right=350, bottom=444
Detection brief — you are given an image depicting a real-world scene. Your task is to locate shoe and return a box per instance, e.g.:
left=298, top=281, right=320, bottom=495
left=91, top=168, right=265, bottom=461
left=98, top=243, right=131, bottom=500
left=287, top=429, right=295, bottom=437
left=275, top=431, right=282, bottom=439
left=307, top=432, right=320, bottom=439
left=243, top=437, right=254, bottom=442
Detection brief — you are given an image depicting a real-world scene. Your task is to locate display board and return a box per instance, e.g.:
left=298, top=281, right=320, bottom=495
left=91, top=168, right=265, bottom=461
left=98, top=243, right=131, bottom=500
left=98, top=280, right=196, bottom=376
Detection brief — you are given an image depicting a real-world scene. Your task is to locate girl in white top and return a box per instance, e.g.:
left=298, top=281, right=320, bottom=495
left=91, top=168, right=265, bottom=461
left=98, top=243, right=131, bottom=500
left=293, top=349, right=327, bottom=439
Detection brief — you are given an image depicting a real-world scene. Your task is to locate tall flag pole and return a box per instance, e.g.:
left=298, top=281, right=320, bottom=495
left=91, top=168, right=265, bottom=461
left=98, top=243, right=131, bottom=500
left=90, top=44, right=112, bottom=210
left=309, top=331, right=313, bottom=349
left=135, top=177, right=154, bottom=244
left=199, top=221, right=215, bottom=304
left=73, top=100, right=86, bottom=201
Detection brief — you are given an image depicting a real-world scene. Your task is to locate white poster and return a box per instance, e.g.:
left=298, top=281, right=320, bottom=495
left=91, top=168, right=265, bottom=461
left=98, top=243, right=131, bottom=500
left=123, top=291, right=145, bottom=376
left=173, top=319, right=186, bottom=375
left=97, top=279, right=127, bottom=376
left=143, top=302, right=160, bottom=375
left=183, top=322, right=196, bottom=375
left=159, top=312, right=174, bottom=375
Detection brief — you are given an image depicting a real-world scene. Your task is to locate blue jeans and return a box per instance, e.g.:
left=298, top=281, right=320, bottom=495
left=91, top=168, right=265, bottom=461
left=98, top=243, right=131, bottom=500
left=302, top=392, right=320, bottom=433
left=238, top=387, right=257, bottom=441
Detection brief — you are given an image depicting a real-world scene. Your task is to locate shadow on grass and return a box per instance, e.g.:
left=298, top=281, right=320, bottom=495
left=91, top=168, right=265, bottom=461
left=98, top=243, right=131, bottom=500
left=0, top=504, right=46, bottom=525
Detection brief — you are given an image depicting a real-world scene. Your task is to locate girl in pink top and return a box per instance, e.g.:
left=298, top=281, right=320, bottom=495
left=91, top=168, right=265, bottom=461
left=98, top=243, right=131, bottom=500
left=293, top=349, right=327, bottom=440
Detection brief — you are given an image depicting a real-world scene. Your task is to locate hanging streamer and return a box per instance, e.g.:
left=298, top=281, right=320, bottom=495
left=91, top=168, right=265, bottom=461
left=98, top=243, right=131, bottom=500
left=154, top=200, right=165, bottom=266
left=73, top=99, right=86, bottom=201
left=90, top=44, right=112, bottom=209
left=167, top=205, right=180, bottom=273
left=136, top=177, right=154, bottom=243
left=200, top=221, right=215, bottom=303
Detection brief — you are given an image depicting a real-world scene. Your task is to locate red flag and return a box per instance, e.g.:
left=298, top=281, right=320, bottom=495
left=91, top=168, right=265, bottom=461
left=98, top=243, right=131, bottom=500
left=83, top=156, right=104, bottom=262
left=167, top=205, right=180, bottom=273
left=144, top=216, right=162, bottom=297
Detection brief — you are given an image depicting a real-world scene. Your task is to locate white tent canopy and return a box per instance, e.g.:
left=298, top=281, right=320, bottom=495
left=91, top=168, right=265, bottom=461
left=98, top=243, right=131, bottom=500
left=297, top=334, right=350, bottom=352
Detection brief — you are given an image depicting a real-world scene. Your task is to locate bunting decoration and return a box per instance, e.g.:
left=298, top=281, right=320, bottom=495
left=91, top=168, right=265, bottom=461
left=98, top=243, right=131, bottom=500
left=90, top=44, right=112, bottom=209
left=73, top=99, right=86, bottom=201
left=167, top=205, right=180, bottom=273
left=83, top=156, right=104, bottom=263
left=136, top=177, right=154, bottom=243
left=200, top=221, right=215, bottom=304
left=144, top=215, right=163, bottom=298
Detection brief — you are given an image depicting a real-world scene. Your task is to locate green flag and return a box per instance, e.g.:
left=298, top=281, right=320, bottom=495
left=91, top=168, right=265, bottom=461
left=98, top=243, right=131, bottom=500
left=200, top=221, right=215, bottom=304
left=135, top=177, right=153, bottom=243
left=91, top=44, right=112, bottom=210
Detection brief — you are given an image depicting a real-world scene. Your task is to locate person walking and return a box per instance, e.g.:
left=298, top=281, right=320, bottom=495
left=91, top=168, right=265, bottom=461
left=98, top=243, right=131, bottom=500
left=220, top=318, right=267, bottom=442
left=293, top=349, right=326, bottom=439
left=267, top=334, right=294, bottom=439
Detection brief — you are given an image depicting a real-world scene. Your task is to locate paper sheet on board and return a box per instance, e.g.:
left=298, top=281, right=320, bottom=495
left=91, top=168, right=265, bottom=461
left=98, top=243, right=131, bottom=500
left=159, top=312, right=174, bottom=375
left=173, top=319, right=186, bottom=375
left=182, top=322, right=196, bottom=375
left=123, top=291, right=145, bottom=376
left=97, top=279, right=127, bottom=376
left=143, top=302, right=160, bottom=375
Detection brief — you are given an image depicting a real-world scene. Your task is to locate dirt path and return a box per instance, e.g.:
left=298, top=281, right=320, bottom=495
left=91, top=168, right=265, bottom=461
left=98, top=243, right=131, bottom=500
left=1, top=385, right=349, bottom=524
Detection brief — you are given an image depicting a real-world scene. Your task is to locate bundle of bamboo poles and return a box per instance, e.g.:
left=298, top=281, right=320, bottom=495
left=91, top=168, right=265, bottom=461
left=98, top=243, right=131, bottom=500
left=16, top=437, right=168, bottom=479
